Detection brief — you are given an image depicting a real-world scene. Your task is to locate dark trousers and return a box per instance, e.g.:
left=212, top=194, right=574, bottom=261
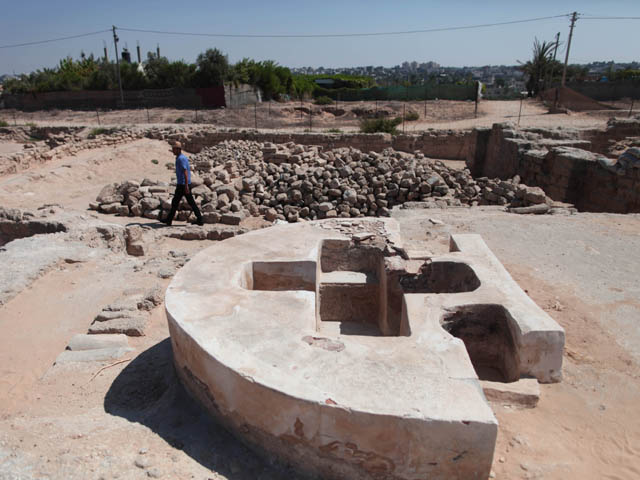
left=165, top=184, right=202, bottom=223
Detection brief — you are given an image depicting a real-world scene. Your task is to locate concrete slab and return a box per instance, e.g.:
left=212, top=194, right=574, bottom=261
left=165, top=218, right=564, bottom=480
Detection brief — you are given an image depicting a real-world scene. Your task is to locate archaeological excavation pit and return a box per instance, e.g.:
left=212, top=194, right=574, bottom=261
left=166, top=218, right=565, bottom=480
left=441, top=304, right=520, bottom=383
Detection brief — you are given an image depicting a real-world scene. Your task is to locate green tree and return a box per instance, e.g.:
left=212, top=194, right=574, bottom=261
left=520, top=38, right=557, bottom=96
left=194, top=48, right=229, bottom=87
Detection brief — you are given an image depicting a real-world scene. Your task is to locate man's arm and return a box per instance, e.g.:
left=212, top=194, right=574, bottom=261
left=184, top=169, right=190, bottom=194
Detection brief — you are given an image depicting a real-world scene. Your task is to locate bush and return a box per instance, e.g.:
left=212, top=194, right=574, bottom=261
left=405, top=111, right=419, bottom=121
left=360, top=117, right=402, bottom=134
left=326, top=128, right=343, bottom=133
left=151, top=159, right=159, bottom=165
left=175, top=117, right=185, bottom=124
left=314, top=96, right=334, bottom=105
left=0, top=120, right=8, bottom=127
left=88, top=127, right=114, bottom=139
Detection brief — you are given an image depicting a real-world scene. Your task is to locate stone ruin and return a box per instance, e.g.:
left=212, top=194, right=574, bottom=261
left=92, top=140, right=570, bottom=225
left=165, top=218, right=564, bottom=479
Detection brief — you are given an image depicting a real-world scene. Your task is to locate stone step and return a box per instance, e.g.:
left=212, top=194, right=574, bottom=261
left=67, top=333, right=129, bottom=351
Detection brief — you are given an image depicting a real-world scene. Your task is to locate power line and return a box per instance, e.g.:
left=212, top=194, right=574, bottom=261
left=1, top=13, right=637, bottom=51
left=118, top=14, right=571, bottom=39
left=579, top=16, right=640, bottom=20
left=0, top=29, right=111, bottom=49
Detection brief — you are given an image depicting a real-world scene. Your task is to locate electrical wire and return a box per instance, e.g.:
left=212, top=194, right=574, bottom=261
left=0, top=29, right=111, bottom=49
left=1, top=13, right=636, bottom=50
left=118, top=14, right=571, bottom=39
left=579, top=16, right=640, bottom=20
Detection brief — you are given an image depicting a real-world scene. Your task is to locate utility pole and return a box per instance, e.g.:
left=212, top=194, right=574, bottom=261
left=112, top=26, right=124, bottom=105
left=561, top=12, right=578, bottom=88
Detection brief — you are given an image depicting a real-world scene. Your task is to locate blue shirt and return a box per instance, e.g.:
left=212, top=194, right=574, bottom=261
left=175, top=153, right=191, bottom=185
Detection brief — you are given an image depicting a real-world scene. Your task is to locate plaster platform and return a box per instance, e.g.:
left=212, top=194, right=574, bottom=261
left=165, top=218, right=564, bottom=479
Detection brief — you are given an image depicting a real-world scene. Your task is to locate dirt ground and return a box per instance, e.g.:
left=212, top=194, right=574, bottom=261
left=0, top=99, right=630, bottom=133
left=0, top=118, right=639, bottom=479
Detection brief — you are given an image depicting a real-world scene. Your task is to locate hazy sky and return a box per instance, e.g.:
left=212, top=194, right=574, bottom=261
left=1, top=0, right=639, bottom=74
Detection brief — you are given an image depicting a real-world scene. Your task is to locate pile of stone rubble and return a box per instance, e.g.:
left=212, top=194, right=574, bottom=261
left=92, top=140, right=564, bottom=224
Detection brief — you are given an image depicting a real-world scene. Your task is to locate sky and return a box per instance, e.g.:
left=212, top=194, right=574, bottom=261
left=1, top=0, right=640, bottom=75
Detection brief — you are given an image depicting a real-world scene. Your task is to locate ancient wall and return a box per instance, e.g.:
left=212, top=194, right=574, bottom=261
left=466, top=121, right=640, bottom=213
left=159, top=129, right=472, bottom=160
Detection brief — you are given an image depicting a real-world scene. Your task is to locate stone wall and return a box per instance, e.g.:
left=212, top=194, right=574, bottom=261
left=466, top=120, right=640, bottom=213
left=0, top=127, right=144, bottom=176
left=153, top=129, right=473, bottom=160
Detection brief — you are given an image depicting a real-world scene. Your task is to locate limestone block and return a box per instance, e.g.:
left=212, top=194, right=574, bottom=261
left=482, top=378, right=540, bottom=408
left=55, top=347, right=134, bottom=364
left=221, top=213, right=245, bottom=225
left=67, top=333, right=129, bottom=351
left=89, top=315, right=148, bottom=336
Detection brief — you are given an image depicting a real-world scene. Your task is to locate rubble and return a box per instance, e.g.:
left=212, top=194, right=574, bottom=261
left=92, top=140, right=560, bottom=224
left=88, top=286, right=164, bottom=337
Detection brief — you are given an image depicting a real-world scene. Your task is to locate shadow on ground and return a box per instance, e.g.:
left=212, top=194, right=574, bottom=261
left=104, top=338, right=296, bottom=480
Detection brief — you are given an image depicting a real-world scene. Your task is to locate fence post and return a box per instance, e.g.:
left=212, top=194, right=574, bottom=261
left=255, top=102, right=257, bottom=129
left=629, top=99, right=635, bottom=118
left=403, top=84, right=408, bottom=134
left=195, top=107, right=198, bottom=123
left=518, top=96, right=524, bottom=126
left=146, top=106, right=150, bottom=123
left=96, top=109, right=101, bottom=125
left=424, top=85, right=427, bottom=118
left=309, top=103, right=312, bottom=132
left=13, top=111, right=17, bottom=126
left=475, top=81, right=479, bottom=118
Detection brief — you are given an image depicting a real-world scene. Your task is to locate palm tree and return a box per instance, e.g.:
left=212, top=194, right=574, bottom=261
left=519, top=38, right=557, bottom=97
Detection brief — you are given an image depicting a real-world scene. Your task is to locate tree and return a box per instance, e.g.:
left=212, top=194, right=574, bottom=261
left=194, top=48, right=229, bottom=87
left=519, top=38, right=557, bottom=97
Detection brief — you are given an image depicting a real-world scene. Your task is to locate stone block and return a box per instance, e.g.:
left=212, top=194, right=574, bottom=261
left=89, top=315, right=148, bottom=336
left=221, top=213, right=245, bottom=225
left=67, top=333, right=129, bottom=351
left=55, top=347, right=134, bottom=364
left=481, top=378, right=540, bottom=408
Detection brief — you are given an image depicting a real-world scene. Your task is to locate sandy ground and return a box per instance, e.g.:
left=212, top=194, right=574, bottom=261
left=394, top=208, right=640, bottom=480
left=0, top=99, right=627, bottom=133
left=0, top=131, right=639, bottom=479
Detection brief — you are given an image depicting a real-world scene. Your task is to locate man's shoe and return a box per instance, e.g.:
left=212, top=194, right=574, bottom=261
left=161, top=217, right=172, bottom=226
left=196, top=218, right=204, bottom=226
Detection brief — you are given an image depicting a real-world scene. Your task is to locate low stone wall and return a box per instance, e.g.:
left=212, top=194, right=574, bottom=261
left=0, top=127, right=144, bottom=176
left=583, top=117, right=640, bottom=156
left=466, top=121, right=640, bottom=213
left=151, top=128, right=472, bottom=160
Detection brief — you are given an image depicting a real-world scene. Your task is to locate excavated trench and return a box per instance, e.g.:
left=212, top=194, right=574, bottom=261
left=0, top=218, right=68, bottom=247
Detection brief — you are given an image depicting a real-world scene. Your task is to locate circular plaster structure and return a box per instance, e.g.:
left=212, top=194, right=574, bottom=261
left=165, top=218, right=564, bottom=480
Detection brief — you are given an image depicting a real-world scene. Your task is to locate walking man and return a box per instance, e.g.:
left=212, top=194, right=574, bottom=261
left=162, top=141, right=204, bottom=226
